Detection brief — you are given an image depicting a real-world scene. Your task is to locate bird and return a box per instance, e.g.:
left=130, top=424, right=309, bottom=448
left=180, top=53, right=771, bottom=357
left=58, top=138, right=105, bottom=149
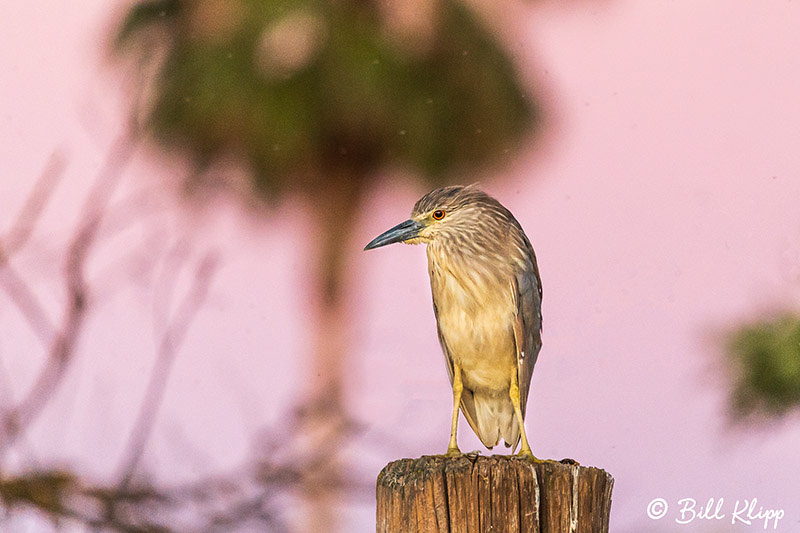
left=364, top=185, right=543, bottom=460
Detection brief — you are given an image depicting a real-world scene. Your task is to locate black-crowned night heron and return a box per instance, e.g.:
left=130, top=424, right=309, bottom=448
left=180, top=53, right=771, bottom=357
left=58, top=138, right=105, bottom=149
left=365, top=185, right=543, bottom=460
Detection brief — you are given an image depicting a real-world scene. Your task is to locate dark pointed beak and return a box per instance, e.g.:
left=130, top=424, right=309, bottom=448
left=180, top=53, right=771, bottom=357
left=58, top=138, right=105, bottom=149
left=364, top=219, right=424, bottom=250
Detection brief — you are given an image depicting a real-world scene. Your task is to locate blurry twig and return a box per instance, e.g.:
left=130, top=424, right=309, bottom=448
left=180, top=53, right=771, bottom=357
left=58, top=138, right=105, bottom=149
left=0, top=264, right=58, bottom=348
left=2, top=152, right=67, bottom=255
left=0, top=153, right=67, bottom=348
left=151, top=238, right=194, bottom=337
left=1, top=407, right=372, bottom=531
left=87, top=189, right=174, bottom=303
left=0, top=133, right=137, bottom=452
left=115, top=251, right=219, bottom=490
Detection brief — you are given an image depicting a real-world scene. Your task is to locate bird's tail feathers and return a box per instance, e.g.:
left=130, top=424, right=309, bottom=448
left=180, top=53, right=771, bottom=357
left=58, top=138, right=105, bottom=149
left=470, top=392, right=518, bottom=450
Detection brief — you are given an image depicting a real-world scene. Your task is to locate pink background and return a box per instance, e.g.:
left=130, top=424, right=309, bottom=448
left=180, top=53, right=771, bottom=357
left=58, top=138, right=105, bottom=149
left=2, top=1, right=800, bottom=531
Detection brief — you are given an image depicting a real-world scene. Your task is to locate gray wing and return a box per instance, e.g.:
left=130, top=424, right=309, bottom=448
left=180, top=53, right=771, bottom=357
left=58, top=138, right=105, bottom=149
left=511, top=233, right=543, bottom=419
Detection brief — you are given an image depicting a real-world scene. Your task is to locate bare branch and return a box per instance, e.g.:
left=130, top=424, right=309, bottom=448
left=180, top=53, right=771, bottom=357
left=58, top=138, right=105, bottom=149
left=86, top=189, right=175, bottom=303
left=151, top=238, right=193, bottom=340
left=1, top=151, right=67, bottom=255
left=0, top=153, right=66, bottom=352
left=116, top=252, right=220, bottom=490
left=98, top=187, right=166, bottom=241
left=0, top=264, right=58, bottom=348
left=1, top=405, right=374, bottom=532
left=0, top=134, right=137, bottom=452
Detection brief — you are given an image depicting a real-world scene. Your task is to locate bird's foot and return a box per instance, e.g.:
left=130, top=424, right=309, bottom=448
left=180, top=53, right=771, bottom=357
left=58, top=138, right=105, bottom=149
left=517, top=451, right=580, bottom=466
left=445, top=446, right=462, bottom=457
left=516, top=449, right=558, bottom=464
left=517, top=450, right=544, bottom=463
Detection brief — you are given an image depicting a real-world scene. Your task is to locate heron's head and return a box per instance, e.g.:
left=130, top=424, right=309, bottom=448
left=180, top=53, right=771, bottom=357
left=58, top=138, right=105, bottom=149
left=364, top=185, right=502, bottom=250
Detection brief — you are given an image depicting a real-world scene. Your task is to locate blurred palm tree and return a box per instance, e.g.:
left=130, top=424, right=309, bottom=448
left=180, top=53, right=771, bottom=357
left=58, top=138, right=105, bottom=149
left=113, top=0, right=539, bottom=528
left=726, top=313, right=800, bottom=422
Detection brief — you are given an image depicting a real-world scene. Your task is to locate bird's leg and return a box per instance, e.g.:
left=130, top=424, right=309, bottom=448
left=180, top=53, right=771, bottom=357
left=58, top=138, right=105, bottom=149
left=509, top=370, right=540, bottom=462
left=446, top=363, right=463, bottom=456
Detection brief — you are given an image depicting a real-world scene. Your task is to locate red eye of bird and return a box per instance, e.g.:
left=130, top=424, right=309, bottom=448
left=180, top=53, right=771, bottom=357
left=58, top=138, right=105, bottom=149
left=432, top=209, right=445, bottom=220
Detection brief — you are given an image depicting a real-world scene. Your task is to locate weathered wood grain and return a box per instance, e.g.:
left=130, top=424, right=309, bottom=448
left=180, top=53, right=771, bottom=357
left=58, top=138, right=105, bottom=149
left=376, top=455, right=613, bottom=533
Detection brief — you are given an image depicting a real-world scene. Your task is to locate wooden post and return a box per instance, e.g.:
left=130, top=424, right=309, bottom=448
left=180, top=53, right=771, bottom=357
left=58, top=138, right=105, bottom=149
left=376, top=455, right=613, bottom=533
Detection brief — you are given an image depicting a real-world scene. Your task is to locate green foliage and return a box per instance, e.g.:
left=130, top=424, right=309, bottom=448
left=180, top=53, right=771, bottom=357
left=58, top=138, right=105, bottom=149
left=113, top=0, right=538, bottom=200
left=727, top=313, right=800, bottom=420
